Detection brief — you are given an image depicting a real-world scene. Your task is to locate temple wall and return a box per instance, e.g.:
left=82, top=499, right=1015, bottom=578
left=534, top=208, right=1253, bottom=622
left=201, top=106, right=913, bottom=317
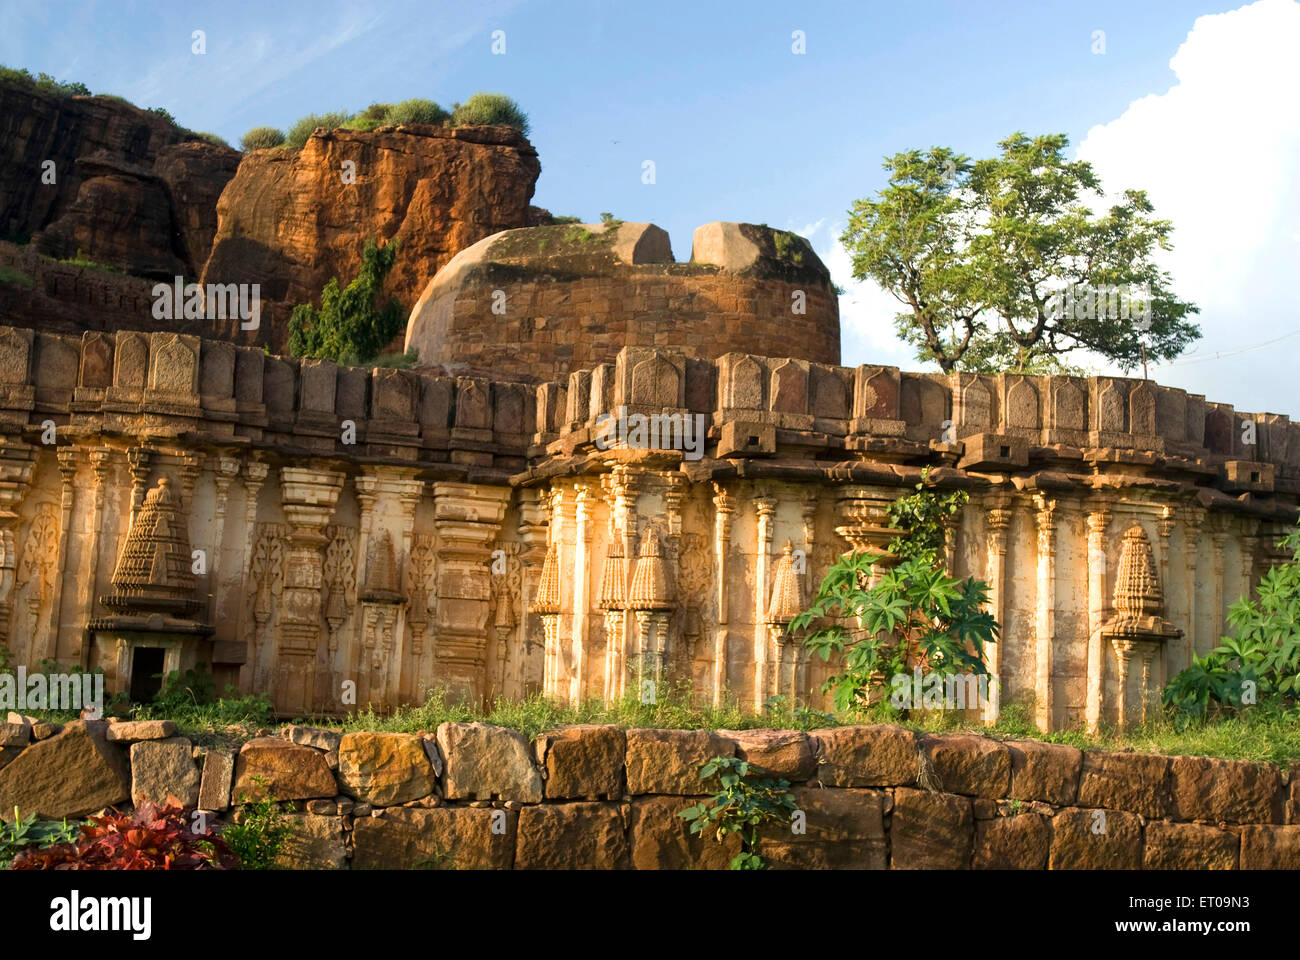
left=0, top=324, right=1294, bottom=730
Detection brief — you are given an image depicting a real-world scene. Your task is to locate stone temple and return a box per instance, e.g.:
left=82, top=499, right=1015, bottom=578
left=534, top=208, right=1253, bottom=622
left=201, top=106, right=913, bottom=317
left=1, top=220, right=1295, bottom=731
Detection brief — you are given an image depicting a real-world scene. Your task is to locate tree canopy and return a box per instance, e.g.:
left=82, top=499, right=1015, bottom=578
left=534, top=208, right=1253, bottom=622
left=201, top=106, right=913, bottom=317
left=842, top=132, right=1200, bottom=374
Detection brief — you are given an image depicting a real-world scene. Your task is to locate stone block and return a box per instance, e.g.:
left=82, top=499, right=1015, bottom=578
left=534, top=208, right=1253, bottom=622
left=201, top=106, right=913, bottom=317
left=437, top=722, right=543, bottom=802
left=535, top=724, right=625, bottom=800
left=1165, top=755, right=1282, bottom=824
left=106, top=719, right=178, bottom=743
left=891, top=787, right=973, bottom=869
left=760, top=786, right=887, bottom=869
left=515, top=802, right=628, bottom=870
left=130, top=737, right=200, bottom=807
left=0, top=720, right=129, bottom=821
left=920, top=733, right=1011, bottom=797
left=1077, top=751, right=1169, bottom=819
left=1048, top=807, right=1143, bottom=869
left=337, top=732, right=436, bottom=806
left=352, top=807, right=516, bottom=870
left=231, top=738, right=336, bottom=803
left=718, top=728, right=817, bottom=781
left=625, top=729, right=735, bottom=795
left=812, top=725, right=918, bottom=787
left=628, top=795, right=740, bottom=869
left=1007, top=739, right=1082, bottom=806
left=198, top=750, right=235, bottom=812
left=973, top=814, right=1051, bottom=869
left=275, top=814, right=347, bottom=870
left=1144, top=821, right=1238, bottom=870
left=1240, top=825, right=1300, bottom=868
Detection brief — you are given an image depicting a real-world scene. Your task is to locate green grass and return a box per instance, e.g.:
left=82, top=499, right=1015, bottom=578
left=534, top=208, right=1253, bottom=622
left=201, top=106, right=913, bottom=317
left=0, top=265, right=33, bottom=288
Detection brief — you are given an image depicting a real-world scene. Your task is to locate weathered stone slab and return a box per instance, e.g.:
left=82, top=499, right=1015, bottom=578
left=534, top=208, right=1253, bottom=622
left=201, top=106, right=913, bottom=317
left=232, top=738, right=336, bottom=803
left=920, top=733, right=1011, bottom=797
left=1240, top=825, right=1300, bottom=869
left=628, top=795, right=739, bottom=869
left=106, top=719, right=178, bottom=743
left=891, top=787, right=972, bottom=869
left=198, top=749, right=235, bottom=811
left=352, top=806, right=516, bottom=870
left=281, top=725, right=341, bottom=753
left=760, top=786, right=887, bottom=869
left=1144, top=821, right=1238, bottom=870
left=625, top=728, right=734, bottom=795
left=0, top=720, right=129, bottom=820
left=535, top=724, right=625, bottom=800
left=337, top=732, right=435, bottom=806
left=1166, top=755, right=1282, bottom=824
left=1007, top=739, right=1082, bottom=806
left=973, top=814, right=1050, bottom=869
left=1077, top=751, right=1169, bottom=819
left=130, top=737, right=200, bottom=807
left=274, top=814, right=348, bottom=870
left=515, top=802, right=628, bottom=869
left=1048, top=807, right=1143, bottom=869
left=436, top=722, right=543, bottom=802
left=811, top=725, right=918, bottom=787
left=718, top=728, right=817, bottom=781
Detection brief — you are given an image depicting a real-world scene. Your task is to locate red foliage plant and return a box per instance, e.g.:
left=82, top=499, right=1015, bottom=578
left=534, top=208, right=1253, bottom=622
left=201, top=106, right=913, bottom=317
left=10, top=800, right=238, bottom=870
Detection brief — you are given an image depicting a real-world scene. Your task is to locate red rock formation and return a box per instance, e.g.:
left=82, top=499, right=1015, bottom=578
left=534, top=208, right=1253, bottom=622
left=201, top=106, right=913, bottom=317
left=0, top=80, right=239, bottom=277
left=200, top=124, right=541, bottom=350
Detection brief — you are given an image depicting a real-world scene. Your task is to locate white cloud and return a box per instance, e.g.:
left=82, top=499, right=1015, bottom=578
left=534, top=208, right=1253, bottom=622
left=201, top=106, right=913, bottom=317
left=1076, top=0, right=1300, bottom=414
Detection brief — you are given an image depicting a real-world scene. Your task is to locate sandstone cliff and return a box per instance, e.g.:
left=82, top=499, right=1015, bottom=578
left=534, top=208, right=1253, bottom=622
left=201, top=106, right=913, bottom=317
left=200, top=123, right=542, bottom=350
left=0, top=79, right=239, bottom=277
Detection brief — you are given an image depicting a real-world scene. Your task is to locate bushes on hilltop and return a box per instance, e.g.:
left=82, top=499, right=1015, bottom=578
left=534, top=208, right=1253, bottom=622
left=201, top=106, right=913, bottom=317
left=0, top=64, right=90, bottom=97
left=240, top=125, right=287, bottom=151
left=449, top=92, right=530, bottom=137
left=285, top=110, right=351, bottom=150
left=271, top=92, right=528, bottom=150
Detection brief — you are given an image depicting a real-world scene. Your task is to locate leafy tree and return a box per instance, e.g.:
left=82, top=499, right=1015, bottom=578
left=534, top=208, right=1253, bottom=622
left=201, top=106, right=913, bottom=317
left=842, top=132, right=1200, bottom=374
left=1164, top=522, right=1300, bottom=726
left=240, top=125, right=286, bottom=150
left=288, top=239, right=404, bottom=366
left=791, top=474, right=998, bottom=711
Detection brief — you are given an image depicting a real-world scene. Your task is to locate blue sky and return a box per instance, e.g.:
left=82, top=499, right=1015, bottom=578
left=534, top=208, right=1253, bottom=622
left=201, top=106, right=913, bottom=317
left=4, top=0, right=1298, bottom=414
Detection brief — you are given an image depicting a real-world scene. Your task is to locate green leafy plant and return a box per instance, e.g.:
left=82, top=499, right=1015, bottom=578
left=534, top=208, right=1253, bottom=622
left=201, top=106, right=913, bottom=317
left=791, top=472, right=998, bottom=712
left=679, top=757, right=798, bottom=870
left=221, top=778, right=294, bottom=870
left=1164, top=523, right=1300, bottom=726
left=10, top=802, right=235, bottom=870
left=288, top=239, right=403, bottom=366
left=449, top=92, right=529, bottom=136
left=240, top=125, right=286, bottom=151
left=1, top=809, right=82, bottom=868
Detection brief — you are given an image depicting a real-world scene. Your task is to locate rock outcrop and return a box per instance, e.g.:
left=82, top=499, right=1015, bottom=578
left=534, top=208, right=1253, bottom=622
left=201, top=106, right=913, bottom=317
left=200, top=123, right=542, bottom=350
left=0, top=79, right=239, bottom=277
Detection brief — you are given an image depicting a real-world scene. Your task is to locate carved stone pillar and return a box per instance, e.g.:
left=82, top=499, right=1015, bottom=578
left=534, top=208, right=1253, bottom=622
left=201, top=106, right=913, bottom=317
left=570, top=481, right=596, bottom=703
left=1209, top=515, right=1229, bottom=647
left=127, top=446, right=151, bottom=527
left=983, top=500, right=1012, bottom=725
left=1032, top=495, right=1057, bottom=732
left=0, top=442, right=36, bottom=650
left=1182, top=507, right=1203, bottom=665
left=711, top=483, right=735, bottom=707
left=73, top=448, right=112, bottom=668
left=208, top=456, right=239, bottom=626
left=432, top=481, right=511, bottom=703
left=276, top=467, right=345, bottom=715
left=47, top=448, right=79, bottom=662
left=516, top=489, right=550, bottom=697
left=1084, top=504, right=1112, bottom=731
left=753, top=490, right=777, bottom=711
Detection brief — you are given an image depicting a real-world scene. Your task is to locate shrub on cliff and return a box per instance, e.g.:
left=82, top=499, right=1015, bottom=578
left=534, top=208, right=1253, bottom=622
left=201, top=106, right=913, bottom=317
left=288, top=239, right=404, bottom=366
left=450, top=93, right=529, bottom=136
left=1164, top=521, right=1300, bottom=726
left=0, top=64, right=90, bottom=96
left=285, top=110, right=350, bottom=150
left=240, top=125, right=287, bottom=151
left=387, top=98, right=450, bottom=126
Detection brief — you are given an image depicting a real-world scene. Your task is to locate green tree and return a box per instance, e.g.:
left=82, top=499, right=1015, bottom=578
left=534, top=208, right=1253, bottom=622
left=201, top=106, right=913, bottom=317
left=791, top=475, right=998, bottom=711
left=842, top=132, right=1200, bottom=374
left=287, top=240, right=404, bottom=365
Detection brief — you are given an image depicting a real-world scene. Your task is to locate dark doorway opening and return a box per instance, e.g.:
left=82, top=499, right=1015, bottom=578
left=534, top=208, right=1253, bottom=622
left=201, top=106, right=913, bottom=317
left=129, top=647, right=166, bottom=703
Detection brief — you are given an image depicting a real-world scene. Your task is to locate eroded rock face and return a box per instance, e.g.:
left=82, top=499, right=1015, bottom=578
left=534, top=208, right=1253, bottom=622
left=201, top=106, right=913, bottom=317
left=200, top=124, right=541, bottom=350
left=0, top=81, right=238, bottom=277
left=129, top=737, right=200, bottom=807
left=0, top=720, right=129, bottom=820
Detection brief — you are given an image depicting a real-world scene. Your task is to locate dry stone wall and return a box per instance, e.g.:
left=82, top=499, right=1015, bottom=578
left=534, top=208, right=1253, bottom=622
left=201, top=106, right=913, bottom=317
left=2, top=719, right=1299, bottom=869
left=0, top=321, right=1293, bottom=728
